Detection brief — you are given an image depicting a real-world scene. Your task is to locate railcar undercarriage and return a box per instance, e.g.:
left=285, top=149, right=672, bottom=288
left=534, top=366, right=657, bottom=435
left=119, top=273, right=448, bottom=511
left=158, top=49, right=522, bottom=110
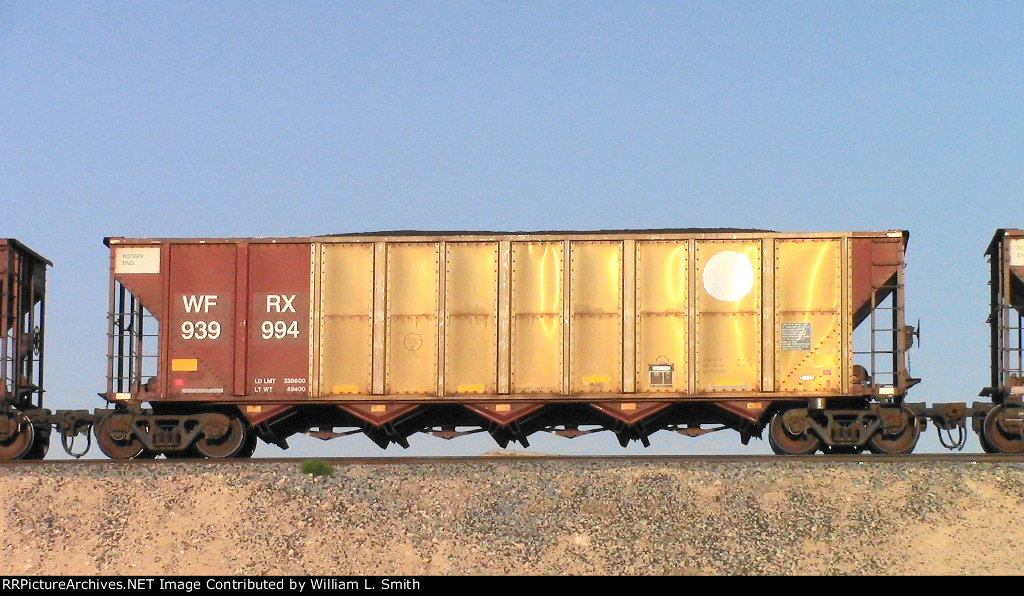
left=61, top=396, right=979, bottom=460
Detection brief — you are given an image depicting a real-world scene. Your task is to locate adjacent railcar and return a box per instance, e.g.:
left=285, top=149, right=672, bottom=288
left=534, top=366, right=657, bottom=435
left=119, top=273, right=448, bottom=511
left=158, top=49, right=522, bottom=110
left=976, top=229, right=1024, bottom=452
left=97, top=229, right=921, bottom=458
left=0, top=239, right=51, bottom=459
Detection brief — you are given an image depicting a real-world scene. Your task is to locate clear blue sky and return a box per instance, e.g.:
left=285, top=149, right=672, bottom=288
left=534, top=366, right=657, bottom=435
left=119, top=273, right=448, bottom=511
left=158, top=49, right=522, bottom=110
left=2, top=1, right=1021, bottom=458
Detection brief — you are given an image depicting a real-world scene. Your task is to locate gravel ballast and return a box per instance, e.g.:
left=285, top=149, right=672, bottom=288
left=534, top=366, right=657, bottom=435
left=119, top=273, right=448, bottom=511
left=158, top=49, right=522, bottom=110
left=0, top=457, right=1019, bottom=576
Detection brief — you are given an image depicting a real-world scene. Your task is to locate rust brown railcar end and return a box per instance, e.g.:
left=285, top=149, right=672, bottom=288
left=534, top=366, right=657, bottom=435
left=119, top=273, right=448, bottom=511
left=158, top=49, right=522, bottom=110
left=0, top=239, right=52, bottom=460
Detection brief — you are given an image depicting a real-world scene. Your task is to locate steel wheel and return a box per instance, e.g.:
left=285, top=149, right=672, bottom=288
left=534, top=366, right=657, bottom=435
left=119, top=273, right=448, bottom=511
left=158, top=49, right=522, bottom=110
left=982, top=405, right=1024, bottom=454
left=767, top=411, right=820, bottom=455
left=95, top=415, right=145, bottom=460
left=232, top=429, right=258, bottom=459
left=195, top=416, right=247, bottom=458
left=0, top=414, right=35, bottom=460
left=979, top=428, right=1000, bottom=454
left=22, top=432, right=50, bottom=460
left=867, top=414, right=921, bottom=455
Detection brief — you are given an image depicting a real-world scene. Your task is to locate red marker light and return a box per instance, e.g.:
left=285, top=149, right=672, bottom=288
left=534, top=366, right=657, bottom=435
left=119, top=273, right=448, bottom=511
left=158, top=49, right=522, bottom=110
left=174, top=378, right=185, bottom=387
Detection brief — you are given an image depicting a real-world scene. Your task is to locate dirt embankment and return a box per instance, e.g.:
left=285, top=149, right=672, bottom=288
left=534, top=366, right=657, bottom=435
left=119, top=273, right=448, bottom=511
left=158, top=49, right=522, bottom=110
left=0, top=458, right=1018, bottom=575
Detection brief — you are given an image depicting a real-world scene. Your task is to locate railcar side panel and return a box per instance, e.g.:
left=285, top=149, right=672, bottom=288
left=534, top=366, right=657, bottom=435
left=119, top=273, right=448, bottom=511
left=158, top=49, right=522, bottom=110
left=166, top=243, right=236, bottom=400
left=774, top=238, right=844, bottom=393
left=444, top=241, right=499, bottom=396
left=317, top=242, right=375, bottom=398
left=385, top=242, right=439, bottom=395
left=510, top=241, right=564, bottom=394
left=635, top=240, right=688, bottom=394
left=695, top=239, right=762, bottom=393
left=570, top=241, right=623, bottom=394
left=245, top=243, right=311, bottom=398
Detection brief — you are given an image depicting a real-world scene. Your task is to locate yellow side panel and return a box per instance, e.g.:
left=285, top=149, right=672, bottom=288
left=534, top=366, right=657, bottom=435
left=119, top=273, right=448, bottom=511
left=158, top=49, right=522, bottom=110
left=775, top=239, right=842, bottom=391
left=445, top=242, right=498, bottom=395
left=511, top=242, right=562, bottom=394
left=775, top=239, right=840, bottom=309
left=386, top=243, right=439, bottom=395
left=570, top=241, right=622, bottom=393
left=320, top=243, right=374, bottom=396
left=696, top=241, right=761, bottom=391
left=636, top=241, right=687, bottom=393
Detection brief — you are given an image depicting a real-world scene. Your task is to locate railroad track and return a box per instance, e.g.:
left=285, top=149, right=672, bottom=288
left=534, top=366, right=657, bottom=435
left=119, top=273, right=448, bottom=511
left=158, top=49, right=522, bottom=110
left=4, top=452, right=1024, bottom=467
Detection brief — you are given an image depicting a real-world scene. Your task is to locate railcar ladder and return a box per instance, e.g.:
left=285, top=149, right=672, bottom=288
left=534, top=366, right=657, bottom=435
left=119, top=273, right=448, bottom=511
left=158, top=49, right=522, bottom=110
left=107, top=281, right=159, bottom=398
left=990, top=250, right=1024, bottom=395
left=853, top=276, right=904, bottom=397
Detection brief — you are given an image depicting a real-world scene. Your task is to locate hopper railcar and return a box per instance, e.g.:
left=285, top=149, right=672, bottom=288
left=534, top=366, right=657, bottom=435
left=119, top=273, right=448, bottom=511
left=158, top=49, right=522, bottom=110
left=89, top=229, right=934, bottom=458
